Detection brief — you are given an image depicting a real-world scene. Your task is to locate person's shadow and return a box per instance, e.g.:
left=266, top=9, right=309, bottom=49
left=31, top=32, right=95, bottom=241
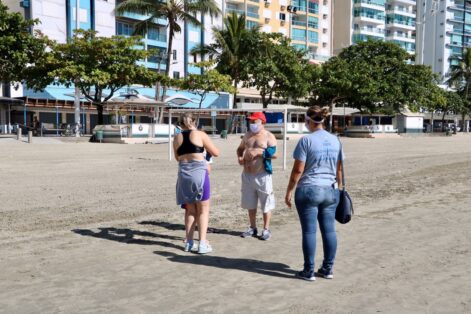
left=139, top=220, right=241, bottom=237
left=154, top=251, right=296, bottom=279
left=73, top=227, right=184, bottom=250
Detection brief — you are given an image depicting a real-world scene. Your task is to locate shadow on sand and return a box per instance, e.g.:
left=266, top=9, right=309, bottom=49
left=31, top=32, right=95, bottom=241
left=154, top=250, right=296, bottom=279
left=73, top=227, right=184, bottom=250
left=139, top=220, right=241, bottom=237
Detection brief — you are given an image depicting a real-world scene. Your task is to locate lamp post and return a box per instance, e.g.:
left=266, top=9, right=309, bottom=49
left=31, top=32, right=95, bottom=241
left=74, top=0, right=81, bottom=137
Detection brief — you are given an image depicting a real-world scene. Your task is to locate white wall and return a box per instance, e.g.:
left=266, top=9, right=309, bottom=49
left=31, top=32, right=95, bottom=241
left=31, top=0, right=67, bottom=43
left=95, top=0, right=115, bottom=37
left=406, top=117, right=423, bottom=129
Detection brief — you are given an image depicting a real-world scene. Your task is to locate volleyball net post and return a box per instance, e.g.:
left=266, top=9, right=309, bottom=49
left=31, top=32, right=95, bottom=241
left=167, top=108, right=288, bottom=171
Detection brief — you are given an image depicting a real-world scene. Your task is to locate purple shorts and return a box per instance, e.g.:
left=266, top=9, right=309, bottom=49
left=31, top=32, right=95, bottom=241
left=181, top=170, right=210, bottom=209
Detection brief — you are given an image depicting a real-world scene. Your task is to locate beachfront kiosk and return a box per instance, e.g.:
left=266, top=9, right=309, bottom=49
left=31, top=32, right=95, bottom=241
left=395, top=110, right=424, bottom=134
left=92, top=93, right=175, bottom=143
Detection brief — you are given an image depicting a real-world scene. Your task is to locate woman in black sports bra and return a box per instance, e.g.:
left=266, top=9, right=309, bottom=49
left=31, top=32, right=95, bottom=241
left=173, top=112, right=219, bottom=254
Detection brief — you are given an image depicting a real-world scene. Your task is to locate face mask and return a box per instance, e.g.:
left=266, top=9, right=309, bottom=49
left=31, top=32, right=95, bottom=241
left=250, top=123, right=261, bottom=133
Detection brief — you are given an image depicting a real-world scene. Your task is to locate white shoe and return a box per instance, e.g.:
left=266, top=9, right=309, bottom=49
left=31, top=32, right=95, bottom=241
left=198, top=241, right=213, bottom=254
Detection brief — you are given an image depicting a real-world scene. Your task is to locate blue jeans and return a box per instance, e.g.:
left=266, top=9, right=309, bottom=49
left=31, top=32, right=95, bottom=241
left=295, top=185, right=340, bottom=273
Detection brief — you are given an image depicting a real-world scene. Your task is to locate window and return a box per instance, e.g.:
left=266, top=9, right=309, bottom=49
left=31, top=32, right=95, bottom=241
left=116, top=21, right=134, bottom=36
left=147, top=26, right=166, bottom=42
left=173, top=71, right=180, bottom=79
left=308, top=16, right=318, bottom=28
left=308, top=30, right=318, bottom=43
left=292, top=28, right=306, bottom=41
left=323, top=28, right=327, bottom=34
left=173, top=50, right=177, bottom=61
left=193, top=54, right=197, bottom=63
left=279, top=12, right=286, bottom=20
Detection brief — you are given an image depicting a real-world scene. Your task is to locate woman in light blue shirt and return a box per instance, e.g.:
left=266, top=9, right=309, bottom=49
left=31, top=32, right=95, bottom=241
left=285, top=106, right=343, bottom=281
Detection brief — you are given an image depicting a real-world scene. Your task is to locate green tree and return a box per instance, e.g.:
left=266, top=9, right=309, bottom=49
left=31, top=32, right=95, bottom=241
left=47, top=30, right=155, bottom=124
left=439, top=91, right=464, bottom=131
left=243, top=32, right=309, bottom=108
left=191, top=13, right=256, bottom=107
left=178, top=61, right=235, bottom=109
left=447, top=47, right=471, bottom=131
left=115, top=0, right=220, bottom=100
left=0, top=2, right=50, bottom=87
left=318, top=40, right=443, bottom=117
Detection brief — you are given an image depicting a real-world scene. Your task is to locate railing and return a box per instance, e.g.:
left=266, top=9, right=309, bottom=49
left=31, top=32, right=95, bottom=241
left=354, top=26, right=385, bottom=34
left=354, top=13, right=385, bottom=20
left=387, top=32, right=415, bottom=39
left=292, top=20, right=306, bottom=27
left=353, top=0, right=386, bottom=7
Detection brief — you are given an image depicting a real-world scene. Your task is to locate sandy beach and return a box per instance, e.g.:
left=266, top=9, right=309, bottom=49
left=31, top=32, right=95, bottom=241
left=0, top=134, right=470, bottom=313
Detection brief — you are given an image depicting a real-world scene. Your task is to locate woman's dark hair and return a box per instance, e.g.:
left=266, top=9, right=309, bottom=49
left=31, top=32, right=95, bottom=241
left=306, top=106, right=330, bottom=123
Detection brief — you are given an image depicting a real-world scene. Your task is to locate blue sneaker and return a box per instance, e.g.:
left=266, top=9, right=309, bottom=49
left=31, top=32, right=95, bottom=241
left=296, top=270, right=316, bottom=281
left=259, top=229, right=271, bottom=241
left=240, top=227, right=257, bottom=238
left=316, top=267, right=334, bottom=279
left=184, top=240, right=194, bottom=252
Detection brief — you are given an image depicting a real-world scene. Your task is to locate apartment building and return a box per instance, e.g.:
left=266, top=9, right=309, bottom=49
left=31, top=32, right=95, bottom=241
left=417, top=0, right=471, bottom=80
left=333, top=0, right=416, bottom=55
left=225, top=0, right=333, bottom=62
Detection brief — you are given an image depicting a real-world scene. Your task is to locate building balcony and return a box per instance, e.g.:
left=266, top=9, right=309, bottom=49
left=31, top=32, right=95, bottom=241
left=354, top=14, right=385, bottom=24
left=116, top=12, right=167, bottom=26
left=386, top=21, right=415, bottom=30
left=353, top=0, right=386, bottom=12
left=386, top=8, right=415, bottom=18
left=388, top=0, right=416, bottom=6
left=386, top=33, right=415, bottom=42
left=353, top=26, right=385, bottom=37
left=448, top=4, right=471, bottom=12
left=446, top=17, right=465, bottom=24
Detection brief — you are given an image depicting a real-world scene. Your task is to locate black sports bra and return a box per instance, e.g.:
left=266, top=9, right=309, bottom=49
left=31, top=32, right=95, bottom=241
left=177, top=130, right=204, bottom=156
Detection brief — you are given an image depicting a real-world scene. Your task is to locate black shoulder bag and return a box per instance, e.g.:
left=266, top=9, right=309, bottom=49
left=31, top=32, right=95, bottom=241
left=336, top=139, right=353, bottom=224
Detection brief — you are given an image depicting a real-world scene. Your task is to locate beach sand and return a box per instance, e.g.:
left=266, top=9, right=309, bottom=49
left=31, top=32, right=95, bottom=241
left=0, top=134, right=470, bottom=313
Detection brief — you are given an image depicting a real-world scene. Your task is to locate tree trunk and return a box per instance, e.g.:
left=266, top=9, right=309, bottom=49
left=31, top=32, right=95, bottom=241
left=329, top=99, right=335, bottom=133
left=462, top=112, right=466, bottom=132
left=442, top=112, right=446, bottom=132
left=233, top=79, right=238, bottom=109
left=155, top=80, right=161, bottom=101
left=97, top=104, right=104, bottom=125
left=430, top=111, right=434, bottom=133
left=162, top=25, right=174, bottom=102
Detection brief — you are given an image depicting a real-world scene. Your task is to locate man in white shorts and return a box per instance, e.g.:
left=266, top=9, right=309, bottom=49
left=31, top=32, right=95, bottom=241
left=236, top=112, right=277, bottom=240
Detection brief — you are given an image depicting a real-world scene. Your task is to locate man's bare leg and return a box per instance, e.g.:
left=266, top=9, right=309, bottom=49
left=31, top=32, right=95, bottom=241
left=248, top=209, right=257, bottom=229
left=263, top=211, right=271, bottom=230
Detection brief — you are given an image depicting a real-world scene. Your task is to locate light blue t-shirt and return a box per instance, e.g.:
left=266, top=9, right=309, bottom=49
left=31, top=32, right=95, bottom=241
left=293, top=130, right=342, bottom=187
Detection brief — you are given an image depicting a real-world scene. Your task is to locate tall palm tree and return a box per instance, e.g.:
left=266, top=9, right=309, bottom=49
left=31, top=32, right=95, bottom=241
left=115, top=0, right=220, bottom=100
left=447, top=47, right=471, bottom=131
left=191, top=13, right=258, bottom=107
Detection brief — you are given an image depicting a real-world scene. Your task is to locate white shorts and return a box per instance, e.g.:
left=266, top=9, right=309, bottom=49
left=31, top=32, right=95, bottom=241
left=241, top=172, right=275, bottom=213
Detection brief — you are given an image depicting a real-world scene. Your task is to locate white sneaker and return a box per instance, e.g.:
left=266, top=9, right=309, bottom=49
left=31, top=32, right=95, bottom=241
left=198, top=241, right=213, bottom=254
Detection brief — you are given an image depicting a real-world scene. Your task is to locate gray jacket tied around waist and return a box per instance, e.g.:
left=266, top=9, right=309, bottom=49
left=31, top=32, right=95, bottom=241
left=176, top=160, right=207, bottom=205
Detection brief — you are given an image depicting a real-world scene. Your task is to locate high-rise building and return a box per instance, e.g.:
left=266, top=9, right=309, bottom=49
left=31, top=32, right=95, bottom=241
left=4, top=0, right=115, bottom=43
left=416, top=0, right=471, bottom=81
left=225, top=0, right=333, bottom=62
left=333, top=0, right=416, bottom=55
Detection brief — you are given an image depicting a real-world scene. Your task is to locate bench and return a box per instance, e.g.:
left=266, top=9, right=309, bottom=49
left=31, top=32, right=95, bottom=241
left=40, top=123, right=69, bottom=136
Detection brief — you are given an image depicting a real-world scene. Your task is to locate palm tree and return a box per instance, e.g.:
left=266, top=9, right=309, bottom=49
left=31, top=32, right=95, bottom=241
left=447, top=47, right=471, bottom=131
left=115, top=0, right=221, bottom=101
left=191, top=13, right=258, bottom=108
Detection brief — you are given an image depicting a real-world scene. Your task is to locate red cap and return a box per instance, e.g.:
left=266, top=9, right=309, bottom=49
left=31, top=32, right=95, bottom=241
left=248, top=112, right=266, bottom=124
